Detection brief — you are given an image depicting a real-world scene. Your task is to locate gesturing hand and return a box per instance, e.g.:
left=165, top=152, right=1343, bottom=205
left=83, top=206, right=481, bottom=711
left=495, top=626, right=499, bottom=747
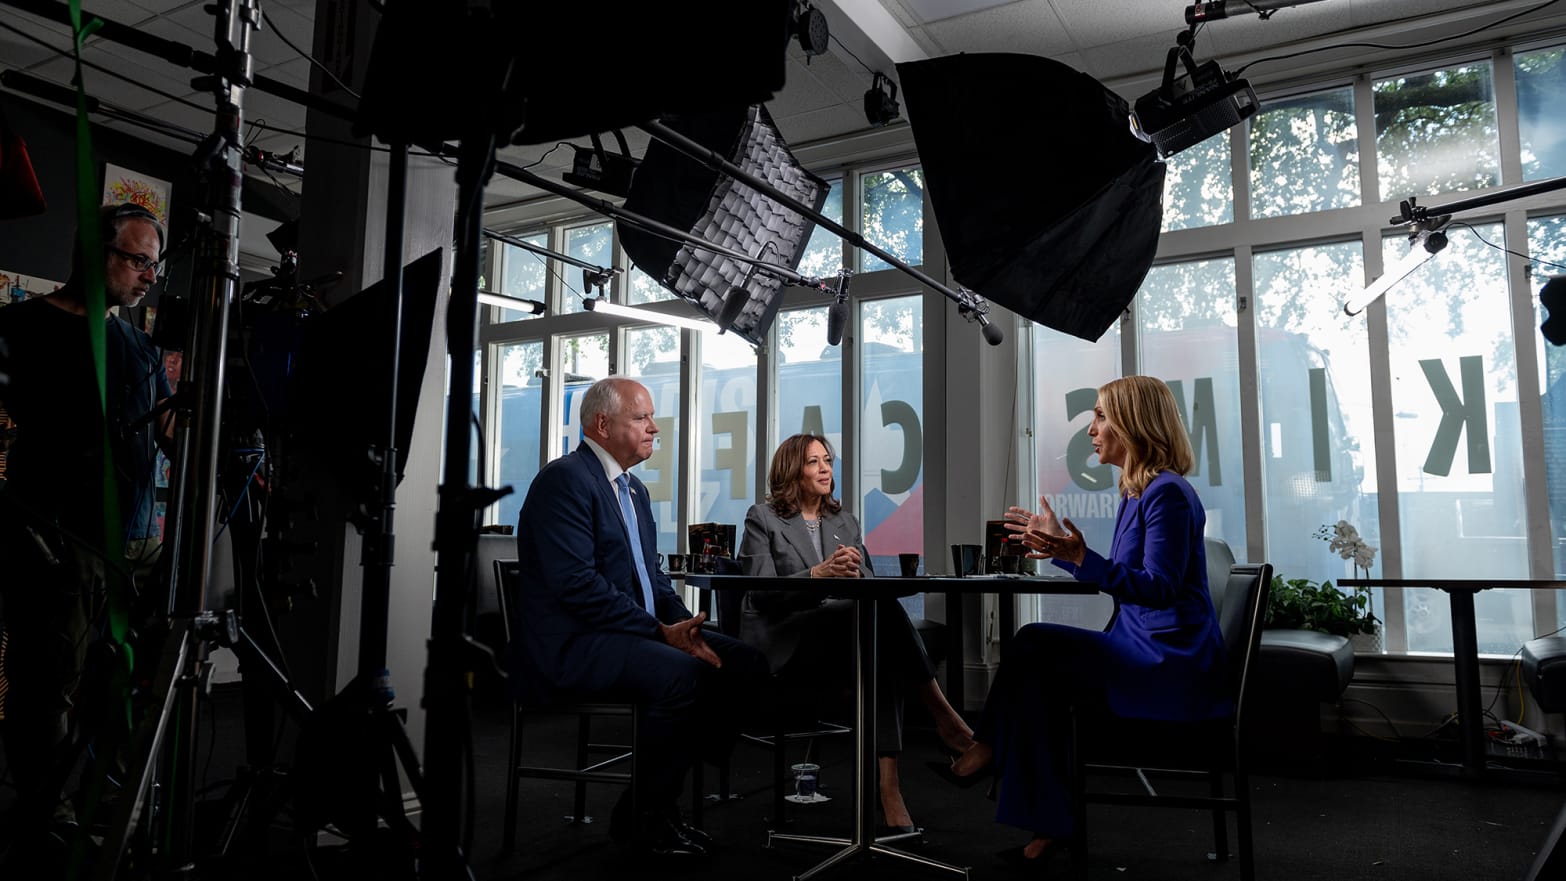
left=1019, top=505, right=1087, bottom=566
left=1003, top=495, right=1066, bottom=543
left=810, top=544, right=862, bottom=578
left=659, top=612, right=722, bottom=667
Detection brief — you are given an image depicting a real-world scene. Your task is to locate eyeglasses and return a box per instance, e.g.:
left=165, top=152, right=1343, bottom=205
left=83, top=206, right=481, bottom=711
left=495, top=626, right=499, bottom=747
left=109, top=246, right=163, bottom=278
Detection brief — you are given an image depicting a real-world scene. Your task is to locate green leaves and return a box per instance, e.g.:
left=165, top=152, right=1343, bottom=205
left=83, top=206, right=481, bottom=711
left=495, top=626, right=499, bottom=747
left=1264, top=574, right=1378, bottom=637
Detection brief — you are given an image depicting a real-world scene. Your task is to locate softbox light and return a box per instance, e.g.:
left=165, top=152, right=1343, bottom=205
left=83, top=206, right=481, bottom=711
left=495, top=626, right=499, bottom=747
left=356, top=1, right=793, bottom=146
left=619, top=105, right=828, bottom=345
left=897, top=53, right=1165, bottom=342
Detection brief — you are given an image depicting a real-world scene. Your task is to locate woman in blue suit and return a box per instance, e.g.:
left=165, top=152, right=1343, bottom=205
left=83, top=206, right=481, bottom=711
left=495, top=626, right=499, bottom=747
left=943, top=375, right=1231, bottom=868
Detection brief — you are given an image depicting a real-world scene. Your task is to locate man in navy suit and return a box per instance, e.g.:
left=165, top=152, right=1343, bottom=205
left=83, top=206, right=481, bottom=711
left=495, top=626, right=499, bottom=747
left=514, top=377, right=766, bottom=858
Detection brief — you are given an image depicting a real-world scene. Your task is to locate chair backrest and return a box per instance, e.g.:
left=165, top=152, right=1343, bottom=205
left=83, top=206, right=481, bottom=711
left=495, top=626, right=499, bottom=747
left=494, top=559, right=522, bottom=645
left=1222, top=562, right=1274, bottom=719
left=1204, top=536, right=1236, bottom=609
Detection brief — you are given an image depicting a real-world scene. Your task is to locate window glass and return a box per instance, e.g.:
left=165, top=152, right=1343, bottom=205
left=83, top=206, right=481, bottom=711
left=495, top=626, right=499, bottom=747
left=1516, top=46, right=1566, bottom=181
left=697, top=333, right=758, bottom=538
left=1253, top=243, right=1381, bottom=619
left=1032, top=323, right=1122, bottom=567
left=1136, top=258, right=1246, bottom=554
left=495, top=340, right=544, bottom=510
left=797, top=179, right=845, bottom=278
left=557, top=333, right=610, bottom=457
left=774, top=306, right=843, bottom=487
left=1249, top=87, right=1360, bottom=219
left=625, top=326, right=681, bottom=555
left=561, top=222, right=613, bottom=314
left=860, top=296, right=924, bottom=568
left=1383, top=224, right=1530, bottom=653
left=1160, top=131, right=1232, bottom=232
left=498, top=233, right=547, bottom=322
left=1528, top=215, right=1566, bottom=628
left=626, top=266, right=674, bottom=305
left=860, top=166, right=924, bottom=273
left=1374, top=63, right=1499, bottom=200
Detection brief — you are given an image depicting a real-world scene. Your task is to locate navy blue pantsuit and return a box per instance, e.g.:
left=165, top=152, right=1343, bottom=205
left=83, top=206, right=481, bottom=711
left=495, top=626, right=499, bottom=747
left=978, top=471, right=1232, bottom=837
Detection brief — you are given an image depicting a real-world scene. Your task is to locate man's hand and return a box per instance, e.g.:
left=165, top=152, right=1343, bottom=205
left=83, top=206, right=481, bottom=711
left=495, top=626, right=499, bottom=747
left=659, top=611, right=722, bottom=667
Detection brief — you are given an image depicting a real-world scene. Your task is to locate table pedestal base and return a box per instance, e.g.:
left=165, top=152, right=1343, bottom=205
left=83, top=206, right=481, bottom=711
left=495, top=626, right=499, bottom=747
left=767, top=830, right=970, bottom=881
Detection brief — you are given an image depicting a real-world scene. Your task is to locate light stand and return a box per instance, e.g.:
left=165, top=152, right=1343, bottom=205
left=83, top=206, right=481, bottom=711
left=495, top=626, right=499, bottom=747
left=82, top=0, right=259, bottom=877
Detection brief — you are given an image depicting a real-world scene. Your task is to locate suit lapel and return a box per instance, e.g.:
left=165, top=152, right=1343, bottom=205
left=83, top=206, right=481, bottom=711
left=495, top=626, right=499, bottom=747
left=778, top=512, right=821, bottom=567
left=576, top=445, right=642, bottom=598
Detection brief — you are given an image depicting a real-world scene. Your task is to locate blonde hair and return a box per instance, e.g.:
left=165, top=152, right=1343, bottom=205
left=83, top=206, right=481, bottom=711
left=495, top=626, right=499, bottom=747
left=1098, top=375, right=1194, bottom=498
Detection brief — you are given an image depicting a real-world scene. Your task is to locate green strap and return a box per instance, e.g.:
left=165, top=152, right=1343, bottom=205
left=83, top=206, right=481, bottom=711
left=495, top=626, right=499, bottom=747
left=67, top=1, right=129, bottom=652
left=66, top=5, right=135, bottom=876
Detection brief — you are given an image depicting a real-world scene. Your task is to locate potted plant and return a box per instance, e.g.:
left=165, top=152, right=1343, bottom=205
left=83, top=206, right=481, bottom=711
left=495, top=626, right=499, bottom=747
left=1264, top=575, right=1379, bottom=640
left=1264, top=521, right=1382, bottom=651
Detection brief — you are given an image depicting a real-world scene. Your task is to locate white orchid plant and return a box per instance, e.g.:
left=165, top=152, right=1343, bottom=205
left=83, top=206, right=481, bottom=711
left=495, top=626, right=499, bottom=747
left=1316, top=520, right=1377, bottom=573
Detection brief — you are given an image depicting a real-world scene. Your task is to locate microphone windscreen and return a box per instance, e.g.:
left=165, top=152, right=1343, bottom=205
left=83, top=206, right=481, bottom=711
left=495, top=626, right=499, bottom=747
left=826, top=299, right=848, bottom=347
left=1542, top=277, right=1566, bottom=346
left=982, top=322, right=1005, bottom=346
left=717, top=286, right=750, bottom=332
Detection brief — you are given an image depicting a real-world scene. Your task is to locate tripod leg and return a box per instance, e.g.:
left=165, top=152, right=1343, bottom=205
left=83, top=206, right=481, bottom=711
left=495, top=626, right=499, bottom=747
left=85, top=625, right=193, bottom=881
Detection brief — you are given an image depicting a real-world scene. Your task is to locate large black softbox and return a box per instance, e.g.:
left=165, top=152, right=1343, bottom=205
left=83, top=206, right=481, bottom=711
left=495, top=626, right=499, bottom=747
left=897, top=54, right=1165, bottom=342
left=357, top=1, right=793, bottom=146
left=620, top=105, right=828, bottom=346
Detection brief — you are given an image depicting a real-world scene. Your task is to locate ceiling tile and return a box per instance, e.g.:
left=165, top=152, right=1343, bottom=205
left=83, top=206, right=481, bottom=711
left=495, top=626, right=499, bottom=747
left=85, top=40, right=210, bottom=111
left=772, top=59, right=852, bottom=120
left=916, top=1, right=1074, bottom=56
left=897, top=0, right=1020, bottom=25
left=773, top=104, right=872, bottom=145
left=1048, top=0, right=1172, bottom=49
left=258, top=58, right=311, bottom=91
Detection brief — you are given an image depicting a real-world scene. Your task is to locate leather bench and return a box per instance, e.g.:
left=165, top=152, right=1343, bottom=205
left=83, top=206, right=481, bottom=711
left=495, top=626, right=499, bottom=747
left=1523, top=636, right=1566, bottom=713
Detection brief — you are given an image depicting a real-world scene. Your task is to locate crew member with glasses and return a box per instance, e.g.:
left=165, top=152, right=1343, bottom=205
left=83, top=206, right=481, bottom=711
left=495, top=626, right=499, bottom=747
left=0, top=202, right=175, bottom=871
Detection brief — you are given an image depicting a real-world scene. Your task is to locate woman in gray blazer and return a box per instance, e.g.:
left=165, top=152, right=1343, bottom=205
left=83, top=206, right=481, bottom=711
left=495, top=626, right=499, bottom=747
left=739, top=433, right=972, bottom=834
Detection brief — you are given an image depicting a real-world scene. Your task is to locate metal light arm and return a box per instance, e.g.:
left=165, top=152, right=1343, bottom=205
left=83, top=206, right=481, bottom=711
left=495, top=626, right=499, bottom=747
left=490, top=157, right=839, bottom=297
left=637, top=119, right=1001, bottom=343
left=482, top=228, right=611, bottom=276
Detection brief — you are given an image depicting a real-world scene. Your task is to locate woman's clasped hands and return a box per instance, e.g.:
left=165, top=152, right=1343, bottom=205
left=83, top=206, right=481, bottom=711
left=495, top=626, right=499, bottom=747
left=810, top=543, right=863, bottom=578
left=1002, top=495, right=1087, bottom=566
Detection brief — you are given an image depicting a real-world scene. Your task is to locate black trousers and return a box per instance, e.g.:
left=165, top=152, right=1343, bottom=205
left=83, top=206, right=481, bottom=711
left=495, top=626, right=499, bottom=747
left=0, top=520, right=102, bottom=836
left=565, top=629, right=768, bottom=810
left=773, top=598, right=936, bottom=754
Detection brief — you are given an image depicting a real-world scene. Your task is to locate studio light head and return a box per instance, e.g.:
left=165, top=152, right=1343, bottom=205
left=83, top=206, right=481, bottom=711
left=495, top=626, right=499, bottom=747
left=793, top=1, right=829, bottom=57
left=619, top=105, right=828, bottom=345
left=1130, top=36, right=1257, bottom=158
left=560, top=131, right=641, bottom=197
left=864, top=72, right=901, bottom=127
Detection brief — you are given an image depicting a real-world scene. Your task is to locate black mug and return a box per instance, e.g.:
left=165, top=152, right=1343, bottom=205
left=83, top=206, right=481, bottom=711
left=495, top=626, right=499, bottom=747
left=950, top=544, right=981, bottom=577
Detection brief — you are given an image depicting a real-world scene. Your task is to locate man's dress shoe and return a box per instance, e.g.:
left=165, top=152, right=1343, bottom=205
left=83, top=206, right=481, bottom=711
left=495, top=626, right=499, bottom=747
left=610, top=803, right=708, bottom=859
left=665, top=810, right=713, bottom=851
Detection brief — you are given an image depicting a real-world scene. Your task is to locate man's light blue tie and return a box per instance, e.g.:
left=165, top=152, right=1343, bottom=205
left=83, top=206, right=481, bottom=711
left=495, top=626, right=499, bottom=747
left=615, top=473, right=658, bottom=613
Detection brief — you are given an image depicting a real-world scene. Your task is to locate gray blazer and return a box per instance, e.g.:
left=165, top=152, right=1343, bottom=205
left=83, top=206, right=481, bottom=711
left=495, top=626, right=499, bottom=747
left=738, top=502, right=873, bottom=671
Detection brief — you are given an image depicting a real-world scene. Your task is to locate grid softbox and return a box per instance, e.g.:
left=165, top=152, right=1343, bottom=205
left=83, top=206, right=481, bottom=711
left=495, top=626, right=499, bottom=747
left=897, top=53, right=1165, bottom=342
left=619, top=105, right=828, bottom=346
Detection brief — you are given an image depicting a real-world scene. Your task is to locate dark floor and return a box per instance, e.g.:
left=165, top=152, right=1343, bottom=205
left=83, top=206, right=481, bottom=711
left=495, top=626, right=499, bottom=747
left=4, top=684, right=1565, bottom=881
